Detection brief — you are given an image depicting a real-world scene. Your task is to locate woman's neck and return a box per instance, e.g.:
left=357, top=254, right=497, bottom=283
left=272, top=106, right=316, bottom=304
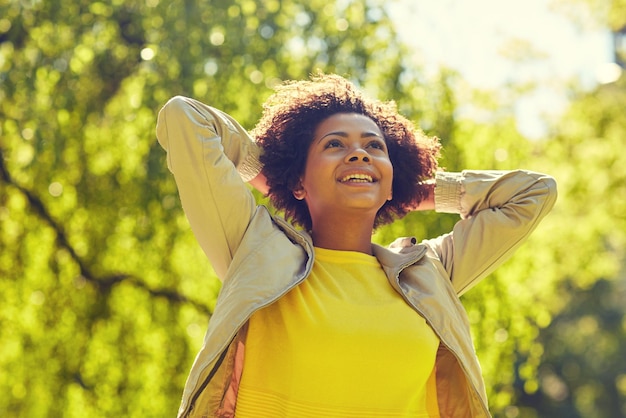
left=310, top=215, right=375, bottom=255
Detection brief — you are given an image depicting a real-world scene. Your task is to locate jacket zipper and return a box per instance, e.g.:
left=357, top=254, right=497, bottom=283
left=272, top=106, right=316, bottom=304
left=184, top=345, right=230, bottom=417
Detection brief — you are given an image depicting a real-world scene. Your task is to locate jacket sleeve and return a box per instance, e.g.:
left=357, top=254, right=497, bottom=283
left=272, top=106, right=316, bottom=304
left=156, top=96, right=263, bottom=280
left=425, top=170, right=557, bottom=296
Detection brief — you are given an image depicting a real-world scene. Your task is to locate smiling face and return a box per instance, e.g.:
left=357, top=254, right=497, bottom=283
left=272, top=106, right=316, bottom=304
left=295, top=113, right=394, bottom=229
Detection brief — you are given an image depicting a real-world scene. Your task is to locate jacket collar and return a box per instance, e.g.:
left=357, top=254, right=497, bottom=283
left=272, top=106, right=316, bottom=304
left=270, top=212, right=428, bottom=286
left=272, top=212, right=427, bottom=270
left=372, top=239, right=428, bottom=291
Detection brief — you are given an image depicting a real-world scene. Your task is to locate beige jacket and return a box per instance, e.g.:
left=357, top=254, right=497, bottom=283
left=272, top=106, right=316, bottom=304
left=156, top=96, right=557, bottom=418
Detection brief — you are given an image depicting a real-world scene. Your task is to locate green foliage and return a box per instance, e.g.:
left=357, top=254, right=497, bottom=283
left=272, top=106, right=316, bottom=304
left=510, top=77, right=626, bottom=418
left=2, top=0, right=625, bottom=416
left=0, top=0, right=453, bottom=416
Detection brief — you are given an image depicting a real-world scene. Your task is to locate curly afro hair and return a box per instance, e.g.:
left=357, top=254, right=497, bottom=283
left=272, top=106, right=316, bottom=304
left=251, top=73, right=440, bottom=231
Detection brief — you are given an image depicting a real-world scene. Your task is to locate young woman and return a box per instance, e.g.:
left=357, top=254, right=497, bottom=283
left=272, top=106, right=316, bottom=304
left=156, top=74, right=557, bottom=418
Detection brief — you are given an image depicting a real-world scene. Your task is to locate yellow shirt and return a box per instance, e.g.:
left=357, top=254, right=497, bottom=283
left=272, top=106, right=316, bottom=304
left=236, top=247, right=441, bottom=417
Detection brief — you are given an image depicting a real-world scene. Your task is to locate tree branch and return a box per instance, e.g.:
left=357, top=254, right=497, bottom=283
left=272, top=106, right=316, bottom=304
left=0, top=147, right=211, bottom=315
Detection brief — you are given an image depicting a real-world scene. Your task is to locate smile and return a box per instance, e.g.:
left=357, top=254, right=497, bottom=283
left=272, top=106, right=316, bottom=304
left=339, top=173, right=375, bottom=183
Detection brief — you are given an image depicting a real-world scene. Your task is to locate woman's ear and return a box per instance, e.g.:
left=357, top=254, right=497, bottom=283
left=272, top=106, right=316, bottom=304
left=291, top=176, right=306, bottom=200
left=293, top=186, right=306, bottom=200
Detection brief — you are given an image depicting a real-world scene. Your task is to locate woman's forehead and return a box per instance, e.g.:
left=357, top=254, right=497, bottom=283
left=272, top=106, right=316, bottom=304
left=314, top=113, right=382, bottom=136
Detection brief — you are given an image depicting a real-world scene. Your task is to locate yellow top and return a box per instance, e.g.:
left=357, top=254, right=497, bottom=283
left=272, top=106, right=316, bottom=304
left=235, top=247, right=441, bottom=417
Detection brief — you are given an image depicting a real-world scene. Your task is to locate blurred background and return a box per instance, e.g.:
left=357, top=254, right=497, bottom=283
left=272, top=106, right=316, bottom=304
left=0, top=0, right=624, bottom=416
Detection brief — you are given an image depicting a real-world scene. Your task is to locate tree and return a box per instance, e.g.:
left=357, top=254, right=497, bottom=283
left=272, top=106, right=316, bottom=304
left=5, top=0, right=623, bottom=416
left=511, top=75, right=626, bottom=418
left=0, top=0, right=454, bottom=416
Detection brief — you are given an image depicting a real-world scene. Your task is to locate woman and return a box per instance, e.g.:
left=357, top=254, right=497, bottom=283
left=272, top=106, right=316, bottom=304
left=156, top=74, right=557, bottom=418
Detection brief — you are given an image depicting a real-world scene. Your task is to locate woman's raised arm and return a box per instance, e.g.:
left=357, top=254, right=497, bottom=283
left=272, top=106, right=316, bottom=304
left=156, top=96, right=262, bottom=280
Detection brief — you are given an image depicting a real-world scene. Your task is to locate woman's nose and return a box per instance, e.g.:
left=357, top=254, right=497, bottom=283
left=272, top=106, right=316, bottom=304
left=346, top=148, right=370, bottom=163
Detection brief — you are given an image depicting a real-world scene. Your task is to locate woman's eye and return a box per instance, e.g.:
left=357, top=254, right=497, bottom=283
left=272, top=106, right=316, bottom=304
left=368, top=141, right=385, bottom=150
left=325, top=139, right=342, bottom=148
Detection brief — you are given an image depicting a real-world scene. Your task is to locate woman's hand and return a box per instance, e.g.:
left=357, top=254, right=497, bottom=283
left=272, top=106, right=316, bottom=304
left=249, top=172, right=270, bottom=196
left=410, top=180, right=435, bottom=211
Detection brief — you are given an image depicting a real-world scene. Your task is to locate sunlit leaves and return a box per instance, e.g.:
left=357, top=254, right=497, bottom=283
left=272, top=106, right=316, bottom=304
left=0, top=0, right=427, bottom=416
left=2, top=0, right=624, bottom=416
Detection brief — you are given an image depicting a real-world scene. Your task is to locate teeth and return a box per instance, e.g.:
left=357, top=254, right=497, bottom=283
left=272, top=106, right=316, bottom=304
left=340, top=173, right=373, bottom=183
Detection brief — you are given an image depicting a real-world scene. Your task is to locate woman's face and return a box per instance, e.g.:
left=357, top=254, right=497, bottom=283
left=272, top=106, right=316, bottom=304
left=296, top=113, right=393, bottom=226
